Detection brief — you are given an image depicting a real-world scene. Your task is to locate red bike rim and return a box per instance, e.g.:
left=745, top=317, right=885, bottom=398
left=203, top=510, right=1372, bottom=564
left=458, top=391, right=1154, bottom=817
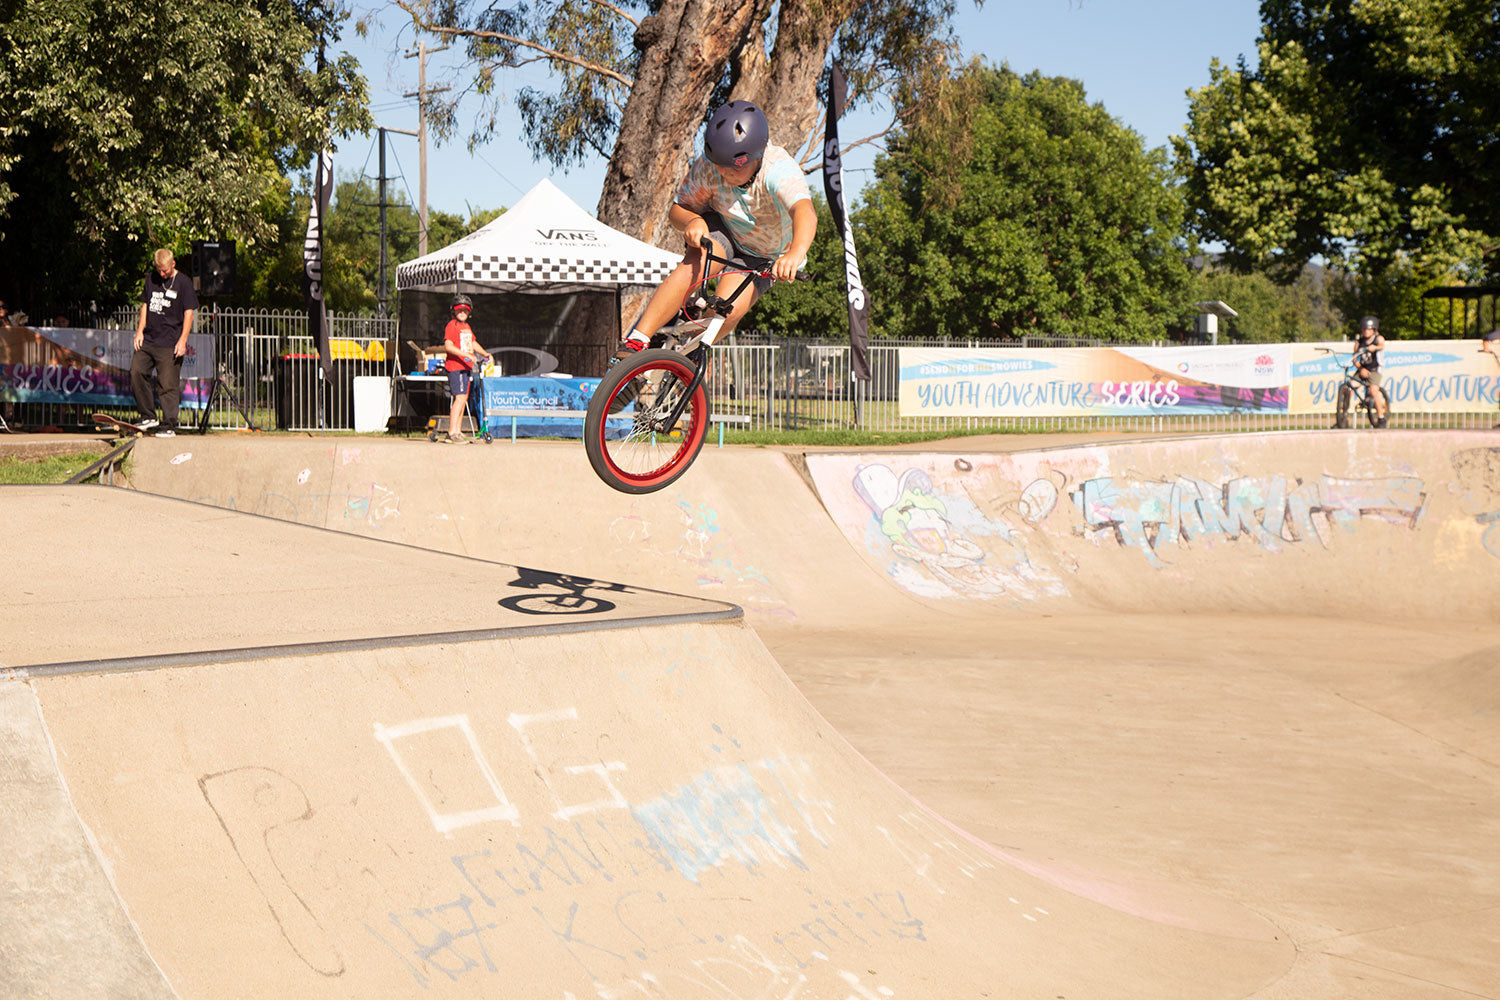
left=595, top=356, right=705, bottom=488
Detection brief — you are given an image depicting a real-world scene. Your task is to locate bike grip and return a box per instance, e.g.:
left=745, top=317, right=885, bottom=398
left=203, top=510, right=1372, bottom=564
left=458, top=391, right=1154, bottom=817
left=698, top=236, right=715, bottom=250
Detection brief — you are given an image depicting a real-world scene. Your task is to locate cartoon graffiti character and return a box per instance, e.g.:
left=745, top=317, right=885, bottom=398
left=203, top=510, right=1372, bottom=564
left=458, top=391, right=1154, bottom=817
left=851, top=464, right=1063, bottom=599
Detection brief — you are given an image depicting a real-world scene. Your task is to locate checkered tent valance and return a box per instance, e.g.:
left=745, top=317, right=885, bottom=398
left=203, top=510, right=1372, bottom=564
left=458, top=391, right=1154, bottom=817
left=396, top=251, right=676, bottom=292
left=457, top=254, right=674, bottom=286
left=396, top=255, right=455, bottom=290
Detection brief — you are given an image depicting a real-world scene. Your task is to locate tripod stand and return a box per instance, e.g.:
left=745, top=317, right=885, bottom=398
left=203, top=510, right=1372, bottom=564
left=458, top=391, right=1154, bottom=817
left=196, top=360, right=258, bottom=435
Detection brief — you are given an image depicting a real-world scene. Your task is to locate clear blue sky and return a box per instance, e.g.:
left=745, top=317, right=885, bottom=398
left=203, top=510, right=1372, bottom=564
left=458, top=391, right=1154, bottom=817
left=340, top=0, right=1265, bottom=219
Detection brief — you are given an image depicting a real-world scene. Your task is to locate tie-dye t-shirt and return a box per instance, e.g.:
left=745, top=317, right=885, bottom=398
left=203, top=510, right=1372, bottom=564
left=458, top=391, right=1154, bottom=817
left=675, top=144, right=812, bottom=259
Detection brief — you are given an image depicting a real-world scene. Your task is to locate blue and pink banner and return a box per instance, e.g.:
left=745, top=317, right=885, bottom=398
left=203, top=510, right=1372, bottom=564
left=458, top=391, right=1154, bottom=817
left=901, top=341, right=1500, bottom=417
left=900, top=345, right=1290, bottom=417
left=0, top=326, right=215, bottom=407
left=1290, top=342, right=1500, bottom=414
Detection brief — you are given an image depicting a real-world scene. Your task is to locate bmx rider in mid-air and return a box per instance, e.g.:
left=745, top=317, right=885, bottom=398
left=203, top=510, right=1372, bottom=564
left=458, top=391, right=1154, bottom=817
left=609, top=100, right=817, bottom=369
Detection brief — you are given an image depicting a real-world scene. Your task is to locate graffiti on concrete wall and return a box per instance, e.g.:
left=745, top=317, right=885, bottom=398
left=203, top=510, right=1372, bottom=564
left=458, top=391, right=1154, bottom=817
left=1450, top=447, right=1500, bottom=559
left=1071, top=473, right=1428, bottom=566
left=849, top=462, right=1067, bottom=600
left=607, top=497, right=795, bottom=621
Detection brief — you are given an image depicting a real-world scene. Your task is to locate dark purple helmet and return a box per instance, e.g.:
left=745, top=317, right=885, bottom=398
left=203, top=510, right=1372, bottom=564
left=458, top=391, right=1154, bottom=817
left=704, top=101, right=769, bottom=168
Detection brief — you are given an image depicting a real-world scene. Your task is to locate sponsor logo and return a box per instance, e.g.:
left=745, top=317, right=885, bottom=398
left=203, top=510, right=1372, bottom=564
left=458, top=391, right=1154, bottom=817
left=536, top=228, right=598, bottom=242
left=733, top=154, right=749, bottom=167
left=1177, top=362, right=1190, bottom=373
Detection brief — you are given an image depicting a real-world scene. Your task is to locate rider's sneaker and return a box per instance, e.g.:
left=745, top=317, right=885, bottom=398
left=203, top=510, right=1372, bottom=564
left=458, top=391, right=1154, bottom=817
left=136, top=417, right=159, bottom=430
left=154, top=428, right=176, bottom=438
left=608, top=334, right=650, bottom=369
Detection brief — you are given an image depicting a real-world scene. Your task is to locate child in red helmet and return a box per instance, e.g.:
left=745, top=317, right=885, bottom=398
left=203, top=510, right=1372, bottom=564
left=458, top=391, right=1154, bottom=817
left=442, top=294, right=492, bottom=443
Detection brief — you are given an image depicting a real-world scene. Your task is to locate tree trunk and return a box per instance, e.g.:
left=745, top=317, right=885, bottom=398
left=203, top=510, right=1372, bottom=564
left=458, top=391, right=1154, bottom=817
left=596, top=0, right=856, bottom=242
left=737, top=1, right=852, bottom=161
left=596, top=0, right=759, bottom=244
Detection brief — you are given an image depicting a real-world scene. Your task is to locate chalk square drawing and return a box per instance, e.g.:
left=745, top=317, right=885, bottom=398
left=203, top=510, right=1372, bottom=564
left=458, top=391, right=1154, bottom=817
left=374, top=715, right=519, bottom=833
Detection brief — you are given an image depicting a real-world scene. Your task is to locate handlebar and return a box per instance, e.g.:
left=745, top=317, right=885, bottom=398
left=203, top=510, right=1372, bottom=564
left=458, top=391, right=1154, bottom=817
left=697, top=236, right=810, bottom=283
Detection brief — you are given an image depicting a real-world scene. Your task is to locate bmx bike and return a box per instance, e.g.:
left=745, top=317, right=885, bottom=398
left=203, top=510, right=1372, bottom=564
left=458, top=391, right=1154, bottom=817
left=583, top=238, right=804, bottom=494
left=1318, top=347, right=1389, bottom=429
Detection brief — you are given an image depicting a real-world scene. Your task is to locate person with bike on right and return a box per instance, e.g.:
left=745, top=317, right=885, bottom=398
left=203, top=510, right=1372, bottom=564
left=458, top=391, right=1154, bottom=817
left=1352, top=314, right=1388, bottom=427
left=608, top=100, right=816, bottom=368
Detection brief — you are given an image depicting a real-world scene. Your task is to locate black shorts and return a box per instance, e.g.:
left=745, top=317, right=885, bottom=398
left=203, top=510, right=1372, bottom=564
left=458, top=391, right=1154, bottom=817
left=447, top=370, right=471, bottom=396
left=700, top=212, right=774, bottom=296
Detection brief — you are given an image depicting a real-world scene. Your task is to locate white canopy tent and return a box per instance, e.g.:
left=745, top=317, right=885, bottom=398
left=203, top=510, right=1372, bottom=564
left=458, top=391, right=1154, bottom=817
left=395, top=177, right=678, bottom=294
left=393, top=178, right=681, bottom=380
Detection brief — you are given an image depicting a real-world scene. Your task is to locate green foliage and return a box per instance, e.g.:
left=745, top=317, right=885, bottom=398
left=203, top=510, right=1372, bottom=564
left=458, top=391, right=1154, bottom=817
left=1185, top=261, right=1344, bottom=342
left=401, top=0, right=966, bottom=171
left=749, top=195, right=857, bottom=337
left=1174, top=0, right=1498, bottom=286
left=0, top=0, right=371, bottom=308
left=320, top=174, right=506, bottom=312
left=856, top=63, right=1193, bottom=342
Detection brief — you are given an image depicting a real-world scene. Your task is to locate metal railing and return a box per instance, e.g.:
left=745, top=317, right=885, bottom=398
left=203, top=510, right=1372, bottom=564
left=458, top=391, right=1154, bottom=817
left=8, top=317, right=1496, bottom=435
left=8, top=307, right=397, bottom=432
left=706, top=333, right=1496, bottom=434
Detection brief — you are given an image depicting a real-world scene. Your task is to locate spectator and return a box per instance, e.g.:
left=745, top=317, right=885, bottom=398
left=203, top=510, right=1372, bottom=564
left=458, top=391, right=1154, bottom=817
left=132, top=249, right=198, bottom=438
left=0, top=299, right=12, bottom=327
left=441, top=294, right=491, bottom=443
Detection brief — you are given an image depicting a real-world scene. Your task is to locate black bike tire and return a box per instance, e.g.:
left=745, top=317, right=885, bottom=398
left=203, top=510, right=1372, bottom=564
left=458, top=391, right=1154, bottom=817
left=584, top=349, right=710, bottom=494
left=1335, top=383, right=1352, bottom=429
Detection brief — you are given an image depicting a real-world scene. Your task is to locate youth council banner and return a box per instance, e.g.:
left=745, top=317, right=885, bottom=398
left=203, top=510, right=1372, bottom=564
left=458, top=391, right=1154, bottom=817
left=0, top=326, right=216, bottom=406
left=1291, top=341, right=1500, bottom=414
left=899, top=345, right=1291, bottom=418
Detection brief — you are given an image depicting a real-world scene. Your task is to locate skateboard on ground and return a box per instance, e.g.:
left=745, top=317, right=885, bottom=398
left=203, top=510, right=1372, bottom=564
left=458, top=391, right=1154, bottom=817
left=92, top=413, right=149, bottom=436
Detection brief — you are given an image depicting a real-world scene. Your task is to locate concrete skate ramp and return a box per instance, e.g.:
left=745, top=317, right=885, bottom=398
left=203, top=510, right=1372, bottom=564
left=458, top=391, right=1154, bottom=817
left=2, top=486, right=735, bottom=670
left=31, top=431, right=1500, bottom=997
left=6, top=622, right=1289, bottom=999
left=124, top=430, right=1500, bottom=622
left=802, top=429, right=1500, bottom=620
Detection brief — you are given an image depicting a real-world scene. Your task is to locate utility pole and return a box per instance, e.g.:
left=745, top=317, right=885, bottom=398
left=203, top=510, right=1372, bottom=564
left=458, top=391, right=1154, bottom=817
left=404, top=42, right=450, bottom=257
left=376, top=126, right=417, bottom=315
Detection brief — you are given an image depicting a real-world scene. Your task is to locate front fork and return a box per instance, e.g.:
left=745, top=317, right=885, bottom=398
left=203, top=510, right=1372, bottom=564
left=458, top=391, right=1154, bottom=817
left=656, top=314, right=724, bottom=433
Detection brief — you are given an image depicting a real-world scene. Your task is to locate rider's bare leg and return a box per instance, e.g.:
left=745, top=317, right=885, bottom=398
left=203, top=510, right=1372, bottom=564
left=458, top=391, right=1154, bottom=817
left=626, top=243, right=720, bottom=343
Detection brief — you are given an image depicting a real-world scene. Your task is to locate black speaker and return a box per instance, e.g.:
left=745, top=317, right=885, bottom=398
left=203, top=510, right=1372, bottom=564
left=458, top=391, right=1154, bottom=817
left=192, top=239, right=237, bottom=297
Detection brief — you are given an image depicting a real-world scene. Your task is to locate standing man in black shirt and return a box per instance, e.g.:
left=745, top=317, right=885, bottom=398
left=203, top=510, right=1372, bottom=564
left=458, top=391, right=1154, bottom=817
left=132, top=248, right=198, bottom=436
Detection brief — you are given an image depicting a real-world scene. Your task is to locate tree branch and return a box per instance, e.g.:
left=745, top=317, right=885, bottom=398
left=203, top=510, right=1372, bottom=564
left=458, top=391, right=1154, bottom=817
left=584, top=0, right=639, bottom=29
left=796, top=123, right=898, bottom=173
left=395, top=0, right=634, bottom=87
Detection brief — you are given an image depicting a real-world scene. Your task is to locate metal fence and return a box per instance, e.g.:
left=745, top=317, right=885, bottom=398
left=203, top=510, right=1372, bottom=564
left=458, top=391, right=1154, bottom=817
left=9, top=314, right=1497, bottom=434
left=12, top=307, right=397, bottom=433
left=705, top=332, right=1497, bottom=435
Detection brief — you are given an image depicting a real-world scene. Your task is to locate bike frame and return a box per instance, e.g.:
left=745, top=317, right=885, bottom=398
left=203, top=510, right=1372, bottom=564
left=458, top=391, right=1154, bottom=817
left=654, top=239, right=776, bottom=433
left=1320, top=346, right=1384, bottom=426
left=1344, top=350, right=1384, bottom=409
